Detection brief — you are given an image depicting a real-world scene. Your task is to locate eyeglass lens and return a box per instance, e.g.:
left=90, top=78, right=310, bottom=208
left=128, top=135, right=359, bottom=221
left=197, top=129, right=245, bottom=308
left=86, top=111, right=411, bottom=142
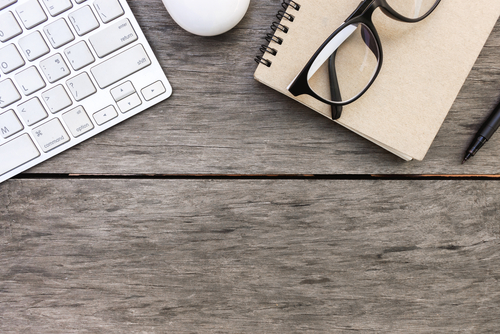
left=386, top=0, right=438, bottom=20
left=308, top=24, right=380, bottom=104
left=306, top=0, right=439, bottom=104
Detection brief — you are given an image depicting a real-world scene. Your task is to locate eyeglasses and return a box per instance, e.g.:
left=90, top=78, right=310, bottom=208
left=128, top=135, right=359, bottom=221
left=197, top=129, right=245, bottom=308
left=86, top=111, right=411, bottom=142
left=287, top=0, right=441, bottom=119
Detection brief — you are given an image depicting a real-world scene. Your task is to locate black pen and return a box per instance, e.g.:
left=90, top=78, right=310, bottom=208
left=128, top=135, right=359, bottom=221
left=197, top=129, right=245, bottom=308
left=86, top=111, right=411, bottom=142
left=462, top=99, right=500, bottom=163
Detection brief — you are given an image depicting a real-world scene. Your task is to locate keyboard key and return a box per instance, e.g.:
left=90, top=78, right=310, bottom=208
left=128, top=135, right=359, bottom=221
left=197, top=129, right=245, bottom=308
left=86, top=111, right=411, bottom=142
left=32, top=118, right=70, bottom=152
left=18, top=31, right=50, bottom=61
left=0, top=11, right=23, bottom=42
left=16, top=0, right=48, bottom=29
left=0, top=134, right=40, bottom=176
left=93, top=105, right=117, bottom=125
left=66, top=72, right=96, bottom=101
left=43, top=18, right=74, bottom=48
left=0, top=109, right=24, bottom=139
left=110, top=80, right=135, bottom=101
left=64, top=41, right=95, bottom=70
left=0, top=44, right=25, bottom=74
left=141, top=81, right=166, bottom=101
left=0, top=79, right=22, bottom=108
left=0, top=0, right=17, bottom=10
left=117, top=92, right=141, bottom=113
left=69, top=5, right=99, bottom=36
left=91, top=44, right=151, bottom=88
left=41, top=84, right=72, bottom=113
left=40, top=53, right=70, bottom=83
left=89, top=18, right=137, bottom=58
left=15, top=66, right=46, bottom=95
left=94, top=0, right=124, bottom=23
left=41, top=0, right=72, bottom=16
left=62, top=106, right=94, bottom=137
left=17, top=97, right=48, bottom=126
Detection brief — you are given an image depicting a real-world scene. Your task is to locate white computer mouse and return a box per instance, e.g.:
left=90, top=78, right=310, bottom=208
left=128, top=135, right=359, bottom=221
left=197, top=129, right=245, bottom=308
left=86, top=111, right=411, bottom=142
left=162, top=0, right=250, bottom=37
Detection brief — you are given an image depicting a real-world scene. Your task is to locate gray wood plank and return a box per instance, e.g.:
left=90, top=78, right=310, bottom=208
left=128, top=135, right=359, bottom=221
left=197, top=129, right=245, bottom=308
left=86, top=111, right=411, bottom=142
left=20, top=0, right=500, bottom=176
left=1, top=179, right=500, bottom=333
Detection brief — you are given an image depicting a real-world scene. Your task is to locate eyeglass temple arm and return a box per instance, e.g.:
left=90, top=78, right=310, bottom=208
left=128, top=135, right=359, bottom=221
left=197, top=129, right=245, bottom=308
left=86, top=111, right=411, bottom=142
left=328, top=52, right=343, bottom=120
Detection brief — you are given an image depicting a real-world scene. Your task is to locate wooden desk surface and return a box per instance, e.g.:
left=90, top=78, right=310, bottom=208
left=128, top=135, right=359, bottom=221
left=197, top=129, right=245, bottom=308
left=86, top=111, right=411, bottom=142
left=2, top=1, right=500, bottom=332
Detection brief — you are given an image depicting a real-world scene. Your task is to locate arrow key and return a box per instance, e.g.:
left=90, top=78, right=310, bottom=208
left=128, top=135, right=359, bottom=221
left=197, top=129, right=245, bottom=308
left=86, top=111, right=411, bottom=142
left=117, top=92, right=141, bottom=113
left=141, top=80, right=166, bottom=101
left=110, top=80, right=135, bottom=102
left=93, top=105, right=117, bottom=125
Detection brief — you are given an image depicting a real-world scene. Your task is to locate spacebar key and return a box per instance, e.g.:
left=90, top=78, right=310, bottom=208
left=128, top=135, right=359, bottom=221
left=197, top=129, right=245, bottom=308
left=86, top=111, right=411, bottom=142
left=0, top=134, right=41, bottom=176
left=90, top=44, right=151, bottom=89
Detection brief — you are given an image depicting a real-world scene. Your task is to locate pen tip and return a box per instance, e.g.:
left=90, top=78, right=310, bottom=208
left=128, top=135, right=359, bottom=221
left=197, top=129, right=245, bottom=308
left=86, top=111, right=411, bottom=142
left=462, top=153, right=472, bottom=164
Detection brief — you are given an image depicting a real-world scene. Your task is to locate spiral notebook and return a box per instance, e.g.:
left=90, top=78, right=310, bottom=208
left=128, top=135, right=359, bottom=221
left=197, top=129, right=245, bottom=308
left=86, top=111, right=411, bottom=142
left=254, top=0, right=500, bottom=160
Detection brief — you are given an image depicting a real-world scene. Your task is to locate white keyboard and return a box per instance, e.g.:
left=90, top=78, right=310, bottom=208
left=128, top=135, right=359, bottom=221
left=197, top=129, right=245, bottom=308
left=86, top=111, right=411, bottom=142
left=0, top=0, right=172, bottom=183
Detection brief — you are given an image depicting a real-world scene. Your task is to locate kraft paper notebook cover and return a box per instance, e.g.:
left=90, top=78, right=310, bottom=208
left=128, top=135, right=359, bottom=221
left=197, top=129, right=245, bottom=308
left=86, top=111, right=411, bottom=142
left=254, top=0, right=500, bottom=160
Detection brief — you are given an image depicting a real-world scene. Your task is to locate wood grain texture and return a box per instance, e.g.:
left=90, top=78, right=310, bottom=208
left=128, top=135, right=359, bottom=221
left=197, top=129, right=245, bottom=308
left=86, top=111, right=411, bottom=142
left=1, top=179, right=500, bottom=333
left=15, top=0, right=500, bottom=177
left=2, top=1, right=500, bottom=333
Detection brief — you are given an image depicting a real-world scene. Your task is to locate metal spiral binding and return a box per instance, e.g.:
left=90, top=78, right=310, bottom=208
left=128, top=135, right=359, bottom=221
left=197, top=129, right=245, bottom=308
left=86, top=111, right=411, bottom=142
left=282, top=0, right=300, bottom=11
left=260, top=45, right=277, bottom=56
left=254, top=0, right=301, bottom=67
left=271, top=22, right=289, bottom=33
left=276, top=10, right=295, bottom=22
left=265, top=33, right=283, bottom=45
left=254, top=56, right=272, bottom=67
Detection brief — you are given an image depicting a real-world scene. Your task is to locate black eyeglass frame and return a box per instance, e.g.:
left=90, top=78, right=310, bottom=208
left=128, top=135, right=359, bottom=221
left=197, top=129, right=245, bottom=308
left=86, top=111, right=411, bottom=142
left=287, top=0, right=441, bottom=110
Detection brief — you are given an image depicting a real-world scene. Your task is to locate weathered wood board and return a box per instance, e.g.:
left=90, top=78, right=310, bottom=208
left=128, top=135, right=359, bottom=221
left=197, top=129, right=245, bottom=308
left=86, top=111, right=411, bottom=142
left=1, top=179, right=499, bottom=333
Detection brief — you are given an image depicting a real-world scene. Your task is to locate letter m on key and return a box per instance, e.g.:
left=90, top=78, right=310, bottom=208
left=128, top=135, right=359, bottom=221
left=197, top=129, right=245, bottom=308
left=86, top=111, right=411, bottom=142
left=1, top=126, right=9, bottom=135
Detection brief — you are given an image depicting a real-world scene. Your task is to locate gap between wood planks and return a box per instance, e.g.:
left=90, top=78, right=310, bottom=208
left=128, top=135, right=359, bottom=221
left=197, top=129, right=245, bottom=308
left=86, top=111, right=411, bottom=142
left=11, top=173, right=500, bottom=180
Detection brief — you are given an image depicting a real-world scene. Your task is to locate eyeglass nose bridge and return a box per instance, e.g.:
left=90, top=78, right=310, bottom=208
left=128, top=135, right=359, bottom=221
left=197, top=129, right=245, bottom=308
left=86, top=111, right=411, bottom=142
left=379, top=0, right=442, bottom=23
left=348, top=0, right=438, bottom=24
left=346, top=0, right=379, bottom=22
